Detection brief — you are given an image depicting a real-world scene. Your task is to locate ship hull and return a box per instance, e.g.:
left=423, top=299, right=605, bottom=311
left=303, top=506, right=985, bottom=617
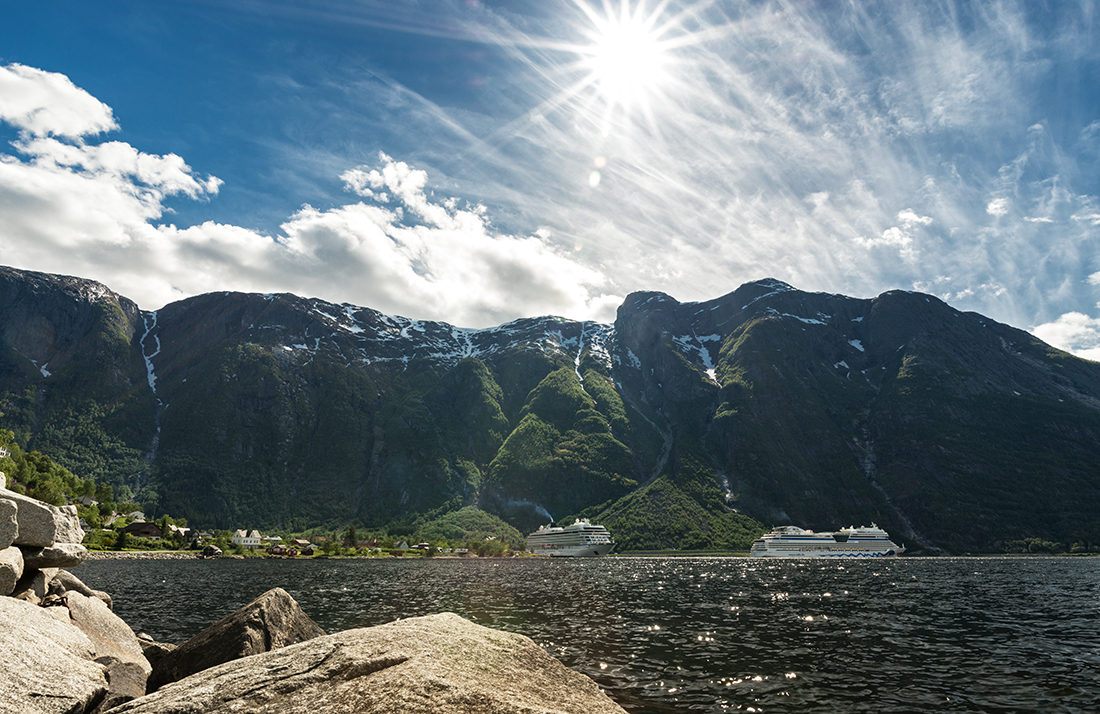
left=543, top=543, right=615, bottom=557
left=750, top=546, right=903, bottom=558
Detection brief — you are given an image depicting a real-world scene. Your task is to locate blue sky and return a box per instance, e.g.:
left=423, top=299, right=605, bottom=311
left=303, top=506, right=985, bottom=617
left=1, top=1, right=1099, bottom=358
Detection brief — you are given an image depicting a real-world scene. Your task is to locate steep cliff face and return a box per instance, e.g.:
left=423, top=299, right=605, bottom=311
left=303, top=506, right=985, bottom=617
left=608, top=279, right=1100, bottom=551
left=2, top=266, right=1100, bottom=551
left=0, top=267, right=156, bottom=491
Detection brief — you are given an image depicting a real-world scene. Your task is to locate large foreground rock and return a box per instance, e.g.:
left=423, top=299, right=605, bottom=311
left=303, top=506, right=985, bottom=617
left=0, top=596, right=108, bottom=714
left=111, top=612, right=627, bottom=714
left=147, top=586, right=325, bottom=691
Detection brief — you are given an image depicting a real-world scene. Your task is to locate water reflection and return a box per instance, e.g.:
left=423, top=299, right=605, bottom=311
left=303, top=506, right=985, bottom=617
left=78, top=557, right=1100, bottom=713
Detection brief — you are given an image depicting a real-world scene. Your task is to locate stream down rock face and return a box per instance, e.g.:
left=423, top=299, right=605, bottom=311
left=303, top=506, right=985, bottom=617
left=111, top=612, right=628, bottom=714
left=146, top=586, right=325, bottom=691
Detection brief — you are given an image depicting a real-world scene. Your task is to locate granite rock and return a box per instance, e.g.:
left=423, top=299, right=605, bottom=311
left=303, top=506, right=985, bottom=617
left=0, top=595, right=107, bottom=714
left=0, top=544, right=23, bottom=596
left=0, top=488, right=84, bottom=547
left=147, top=586, right=325, bottom=691
left=91, top=660, right=149, bottom=714
left=0, top=497, right=16, bottom=549
left=50, top=568, right=113, bottom=610
left=135, top=633, right=176, bottom=669
left=66, top=590, right=152, bottom=675
left=11, top=566, right=58, bottom=605
left=21, top=542, right=88, bottom=569
left=108, top=612, right=628, bottom=714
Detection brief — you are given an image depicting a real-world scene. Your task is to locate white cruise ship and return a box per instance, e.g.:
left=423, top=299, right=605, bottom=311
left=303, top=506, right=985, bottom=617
left=750, top=523, right=905, bottom=558
left=526, top=519, right=615, bottom=557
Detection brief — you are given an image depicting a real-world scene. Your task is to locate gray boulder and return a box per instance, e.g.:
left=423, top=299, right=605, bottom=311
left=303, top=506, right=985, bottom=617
left=110, top=612, right=628, bottom=714
left=11, top=566, right=58, bottom=605
left=0, top=595, right=108, bottom=714
left=0, top=544, right=23, bottom=596
left=0, top=488, right=84, bottom=547
left=21, top=542, right=88, bottom=569
left=50, top=568, right=113, bottom=610
left=147, top=586, right=325, bottom=691
left=0, top=497, right=16, bottom=549
left=91, top=660, right=149, bottom=714
left=66, top=590, right=152, bottom=675
left=135, top=633, right=176, bottom=669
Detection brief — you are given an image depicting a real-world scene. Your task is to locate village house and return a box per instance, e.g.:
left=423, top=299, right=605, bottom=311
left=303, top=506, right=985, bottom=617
left=120, top=521, right=162, bottom=539
left=231, top=529, right=263, bottom=550
left=167, top=523, right=198, bottom=544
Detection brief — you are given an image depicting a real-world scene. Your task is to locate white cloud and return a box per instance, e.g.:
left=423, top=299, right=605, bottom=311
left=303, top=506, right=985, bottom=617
left=897, top=209, right=933, bottom=228
left=986, top=198, right=1010, bottom=216
left=1032, top=312, right=1100, bottom=362
left=853, top=208, right=931, bottom=258
left=0, top=66, right=617, bottom=327
left=0, top=64, right=116, bottom=138
left=296, top=154, right=618, bottom=326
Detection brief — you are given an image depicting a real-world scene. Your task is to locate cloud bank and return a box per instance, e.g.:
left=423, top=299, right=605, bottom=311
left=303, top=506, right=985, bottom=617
left=0, top=64, right=618, bottom=327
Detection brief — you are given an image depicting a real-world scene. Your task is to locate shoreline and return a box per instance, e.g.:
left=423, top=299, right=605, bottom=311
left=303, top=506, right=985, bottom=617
left=84, top=550, right=203, bottom=560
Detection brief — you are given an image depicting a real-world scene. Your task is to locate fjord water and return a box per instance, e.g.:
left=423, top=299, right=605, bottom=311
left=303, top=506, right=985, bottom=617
left=78, top=557, right=1100, bottom=713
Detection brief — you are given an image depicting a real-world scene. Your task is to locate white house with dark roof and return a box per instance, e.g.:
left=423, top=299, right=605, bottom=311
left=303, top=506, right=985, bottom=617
left=231, top=529, right=263, bottom=550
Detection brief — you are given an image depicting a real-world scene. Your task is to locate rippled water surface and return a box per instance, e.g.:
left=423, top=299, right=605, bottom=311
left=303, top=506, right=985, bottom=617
left=77, top=556, right=1100, bottom=713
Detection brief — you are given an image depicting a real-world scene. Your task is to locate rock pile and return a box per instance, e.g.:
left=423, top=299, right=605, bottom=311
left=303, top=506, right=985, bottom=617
left=0, top=486, right=629, bottom=714
left=1, top=482, right=89, bottom=601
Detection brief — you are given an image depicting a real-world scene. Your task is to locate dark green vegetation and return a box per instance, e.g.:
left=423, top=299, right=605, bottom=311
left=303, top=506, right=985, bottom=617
left=4, top=266, right=1100, bottom=553
left=0, top=428, right=146, bottom=538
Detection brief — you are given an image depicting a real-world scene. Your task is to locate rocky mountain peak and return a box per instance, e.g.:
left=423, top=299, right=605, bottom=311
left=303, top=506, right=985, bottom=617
left=3, top=265, right=1100, bottom=552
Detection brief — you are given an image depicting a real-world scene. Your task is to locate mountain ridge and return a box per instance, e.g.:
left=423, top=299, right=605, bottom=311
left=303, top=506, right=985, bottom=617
left=2, top=264, right=1099, bottom=552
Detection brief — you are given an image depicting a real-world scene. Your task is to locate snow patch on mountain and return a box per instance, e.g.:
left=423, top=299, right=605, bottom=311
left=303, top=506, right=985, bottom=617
left=762, top=307, right=828, bottom=325
left=672, top=333, right=722, bottom=384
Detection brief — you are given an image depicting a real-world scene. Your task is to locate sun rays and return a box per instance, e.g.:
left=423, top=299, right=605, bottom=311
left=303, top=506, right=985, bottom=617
left=575, top=0, right=675, bottom=128
left=496, top=0, right=726, bottom=139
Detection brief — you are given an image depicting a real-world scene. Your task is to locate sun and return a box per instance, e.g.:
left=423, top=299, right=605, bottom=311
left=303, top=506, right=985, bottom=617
left=573, top=0, right=676, bottom=125
left=583, top=3, right=669, bottom=109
